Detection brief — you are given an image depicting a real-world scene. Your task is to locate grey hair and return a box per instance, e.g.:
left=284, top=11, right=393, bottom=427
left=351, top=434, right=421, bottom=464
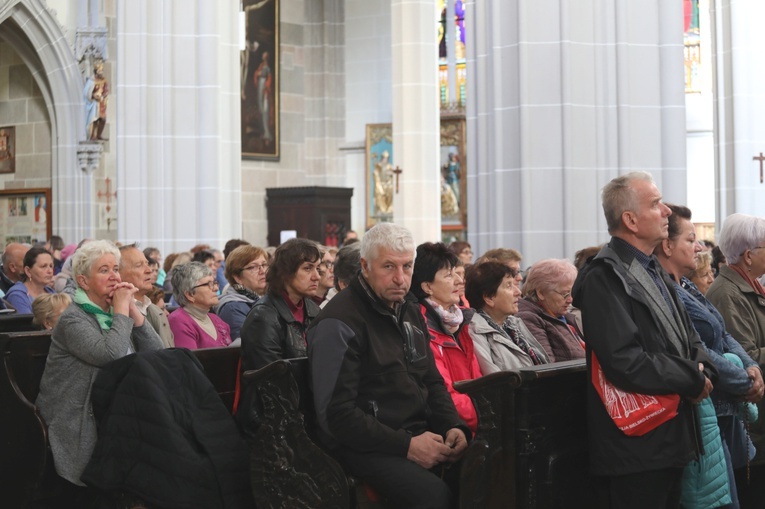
left=333, top=242, right=362, bottom=291
left=522, top=258, right=578, bottom=300
left=718, top=213, right=765, bottom=265
left=72, top=240, right=121, bottom=282
left=172, top=261, right=213, bottom=307
left=601, top=171, right=655, bottom=234
left=360, top=222, right=416, bottom=263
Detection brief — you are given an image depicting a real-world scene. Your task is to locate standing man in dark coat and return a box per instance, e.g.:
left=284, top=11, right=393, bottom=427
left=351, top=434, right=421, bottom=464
left=572, top=171, right=717, bottom=508
left=308, top=222, right=469, bottom=509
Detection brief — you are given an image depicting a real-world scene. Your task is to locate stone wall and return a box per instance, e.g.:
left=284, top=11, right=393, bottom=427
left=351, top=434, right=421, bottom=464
left=0, top=41, right=51, bottom=191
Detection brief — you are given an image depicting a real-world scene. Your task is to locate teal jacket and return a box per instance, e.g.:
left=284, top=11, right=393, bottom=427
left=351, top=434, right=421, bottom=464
left=680, top=397, right=731, bottom=509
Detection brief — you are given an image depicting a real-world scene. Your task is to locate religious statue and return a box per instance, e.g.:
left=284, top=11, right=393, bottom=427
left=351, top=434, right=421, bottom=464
left=443, top=152, right=461, bottom=204
left=84, top=61, right=109, bottom=141
left=441, top=178, right=459, bottom=217
left=373, top=150, right=394, bottom=215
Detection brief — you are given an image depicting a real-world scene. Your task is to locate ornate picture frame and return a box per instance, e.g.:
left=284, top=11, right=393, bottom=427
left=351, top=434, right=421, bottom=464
left=365, top=123, right=394, bottom=228
left=241, top=0, right=280, bottom=160
left=0, top=188, right=52, bottom=245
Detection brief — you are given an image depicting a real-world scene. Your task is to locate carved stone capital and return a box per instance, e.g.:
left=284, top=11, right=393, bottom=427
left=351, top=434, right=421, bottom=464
left=75, top=27, right=108, bottom=63
left=77, top=141, right=103, bottom=172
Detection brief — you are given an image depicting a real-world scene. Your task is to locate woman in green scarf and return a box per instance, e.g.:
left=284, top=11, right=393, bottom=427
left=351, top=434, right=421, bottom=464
left=35, top=240, right=163, bottom=491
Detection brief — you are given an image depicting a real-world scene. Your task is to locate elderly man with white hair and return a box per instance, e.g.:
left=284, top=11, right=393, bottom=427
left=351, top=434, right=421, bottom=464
left=307, top=222, right=469, bottom=509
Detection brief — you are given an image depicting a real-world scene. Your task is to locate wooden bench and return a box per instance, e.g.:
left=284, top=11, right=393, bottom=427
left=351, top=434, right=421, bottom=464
left=243, top=357, right=594, bottom=509
left=0, top=313, right=40, bottom=332
left=0, top=330, right=242, bottom=507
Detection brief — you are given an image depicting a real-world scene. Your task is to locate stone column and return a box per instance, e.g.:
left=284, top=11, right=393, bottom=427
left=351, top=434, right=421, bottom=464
left=466, top=0, right=687, bottom=264
left=711, top=0, right=765, bottom=221
left=391, top=0, right=441, bottom=244
left=116, top=0, right=241, bottom=253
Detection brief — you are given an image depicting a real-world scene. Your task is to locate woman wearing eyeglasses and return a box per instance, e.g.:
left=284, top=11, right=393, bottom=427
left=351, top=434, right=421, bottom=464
left=215, top=245, right=268, bottom=340
left=240, top=238, right=322, bottom=372
left=168, top=261, right=232, bottom=350
left=516, top=258, right=585, bottom=362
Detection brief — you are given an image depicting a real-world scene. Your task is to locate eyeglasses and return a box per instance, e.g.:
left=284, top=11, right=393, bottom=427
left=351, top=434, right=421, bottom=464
left=243, top=262, right=269, bottom=273
left=322, top=261, right=334, bottom=270
left=553, top=289, right=572, bottom=299
left=193, top=280, right=219, bottom=291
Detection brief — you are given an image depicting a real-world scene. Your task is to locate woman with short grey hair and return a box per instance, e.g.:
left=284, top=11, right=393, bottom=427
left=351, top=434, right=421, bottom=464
left=167, top=261, right=232, bottom=350
left=707, top=213, right=765, bottom=508
left=35, top=239, right=163, bottom=488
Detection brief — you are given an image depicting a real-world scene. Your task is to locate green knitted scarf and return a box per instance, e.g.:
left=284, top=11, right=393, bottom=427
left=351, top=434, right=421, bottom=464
left=74, top=288, right=113, bottom=330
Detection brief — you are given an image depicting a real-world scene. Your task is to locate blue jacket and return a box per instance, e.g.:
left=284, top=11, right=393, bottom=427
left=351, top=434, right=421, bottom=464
left=676, top=278, right=756, bottom=416
left=680, top=397, right=731, bottom=509
left=5, top=281, right=54, bottom=314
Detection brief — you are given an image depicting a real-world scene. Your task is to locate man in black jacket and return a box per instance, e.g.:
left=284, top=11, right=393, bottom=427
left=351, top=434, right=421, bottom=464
left=308, top=222, right=469, bottom=509
left=572, top=172, right=717, bottom=508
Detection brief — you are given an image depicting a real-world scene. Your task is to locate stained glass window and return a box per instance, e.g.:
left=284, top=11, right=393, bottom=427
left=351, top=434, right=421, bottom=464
left=684, top=0, right=700, bottom=93
left=438, top=0, right=467, bottom=109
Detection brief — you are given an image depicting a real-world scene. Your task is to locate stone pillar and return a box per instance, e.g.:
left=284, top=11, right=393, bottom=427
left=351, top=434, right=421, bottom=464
left=711, top=0, right=765, bottom=221
left=391, top=0, right=441, bottom=245
left=466, top=0, right=687, bottom=264
left=116, top=0, right=241, bottom=253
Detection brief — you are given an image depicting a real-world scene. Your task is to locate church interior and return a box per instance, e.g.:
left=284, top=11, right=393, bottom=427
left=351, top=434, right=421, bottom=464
left=0, top=0, right=762, bottom=264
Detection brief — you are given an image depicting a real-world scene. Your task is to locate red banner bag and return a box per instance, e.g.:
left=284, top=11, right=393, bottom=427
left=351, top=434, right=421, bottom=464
left=591, top=352, right=680, bottom=436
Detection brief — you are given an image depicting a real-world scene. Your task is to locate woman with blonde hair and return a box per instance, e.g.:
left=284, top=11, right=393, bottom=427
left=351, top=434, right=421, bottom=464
left=32, top=293, right=71, bottom=330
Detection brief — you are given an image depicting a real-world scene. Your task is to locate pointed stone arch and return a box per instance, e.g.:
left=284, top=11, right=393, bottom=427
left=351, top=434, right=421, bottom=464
left=0, top=0, right=93, bottom=242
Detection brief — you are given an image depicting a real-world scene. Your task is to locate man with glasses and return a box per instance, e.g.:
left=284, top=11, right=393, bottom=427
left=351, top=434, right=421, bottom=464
left=308, top=223, right=469, bottom=508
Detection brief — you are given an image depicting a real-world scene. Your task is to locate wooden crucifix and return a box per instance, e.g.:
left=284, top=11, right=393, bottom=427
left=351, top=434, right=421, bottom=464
left=754, top=152, right=765, bottom=184
left=392, top=166, right=403, bottom=194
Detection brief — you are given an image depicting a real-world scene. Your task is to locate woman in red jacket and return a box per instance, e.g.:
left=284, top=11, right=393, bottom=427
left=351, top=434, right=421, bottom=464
left=412, top=242, right=482, bottom=434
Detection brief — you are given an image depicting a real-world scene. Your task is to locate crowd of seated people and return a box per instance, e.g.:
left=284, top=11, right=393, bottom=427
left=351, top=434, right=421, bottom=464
left=3, top=209, right=765, bottom=509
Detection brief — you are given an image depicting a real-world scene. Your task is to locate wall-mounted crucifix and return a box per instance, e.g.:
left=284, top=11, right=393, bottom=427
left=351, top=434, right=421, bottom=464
left=392, top=166, right=403, bottom=194
left=754, top=152, right=765, bottom=184
left=97, top=177, right=117, bottom=212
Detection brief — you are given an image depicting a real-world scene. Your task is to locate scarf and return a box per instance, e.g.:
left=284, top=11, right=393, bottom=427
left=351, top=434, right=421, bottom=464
left=731, top=264, right=765, bottom=298
left=233, top=283, right=260, bottom=302
left=74, top=288, right=113, bottom=330
left=426, top=297, right=463, bottom=334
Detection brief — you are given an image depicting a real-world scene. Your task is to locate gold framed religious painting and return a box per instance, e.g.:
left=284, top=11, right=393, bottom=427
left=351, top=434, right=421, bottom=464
left=440, top=117, right=467, bottom=237
left=365, top=123, right=394, bottom=228
left=241, top=0, right=280, bottom=160
left=0, top=188, right=51, bottom=246
left=0, top=126, right=16, bottom=174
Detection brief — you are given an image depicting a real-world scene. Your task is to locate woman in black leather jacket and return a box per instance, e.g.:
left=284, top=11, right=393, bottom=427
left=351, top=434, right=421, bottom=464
left=240, top=238, right=323, bottom=372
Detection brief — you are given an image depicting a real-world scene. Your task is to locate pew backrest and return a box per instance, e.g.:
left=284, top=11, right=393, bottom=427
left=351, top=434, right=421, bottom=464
left=0, top=313, right=41, bottom=333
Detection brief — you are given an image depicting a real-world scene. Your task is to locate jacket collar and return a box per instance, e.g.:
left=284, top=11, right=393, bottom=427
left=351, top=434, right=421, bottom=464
left=717, top=264, right=759, bottom=296
left=268, top=293, right=320, bottom=325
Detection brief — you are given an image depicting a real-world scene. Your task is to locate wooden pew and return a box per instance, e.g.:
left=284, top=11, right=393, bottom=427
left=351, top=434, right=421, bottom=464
left=454, top=359, right=595, bottom=509
left=0, top=330, right=243, bottom=507
left=0, top=313, right=40, bottom=333
left=243, top=358, right=594, bottom=509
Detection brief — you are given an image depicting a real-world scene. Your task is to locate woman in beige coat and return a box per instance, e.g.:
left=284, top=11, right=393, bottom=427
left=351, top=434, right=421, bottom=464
left=465, top=261, right=549, bottom=374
